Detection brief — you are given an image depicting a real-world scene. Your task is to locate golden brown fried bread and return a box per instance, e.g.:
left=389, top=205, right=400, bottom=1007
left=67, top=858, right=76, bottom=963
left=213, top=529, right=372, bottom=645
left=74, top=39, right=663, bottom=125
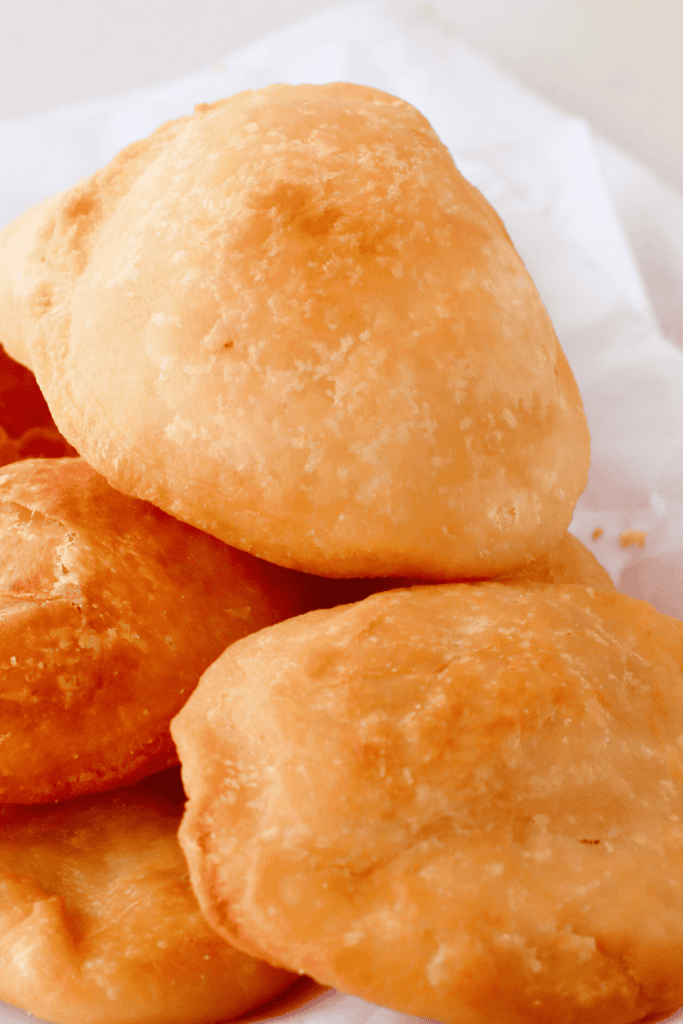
left=173, top=583, right=683, bottom=1024
left=323, top=532, right=615, bottom=602
left=24, top=83, right=589, bottom=579
left=500, top=530, right=614, bottom=589
left=0, top=769, right=297, bottom=1024
left=0, top=192, right=66, bottom=370
left=0, top=456, right=320, bottom=803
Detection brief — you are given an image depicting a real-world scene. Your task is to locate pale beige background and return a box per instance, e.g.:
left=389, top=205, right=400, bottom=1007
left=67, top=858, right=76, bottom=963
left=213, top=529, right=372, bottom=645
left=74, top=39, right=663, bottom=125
left=1, top=0, right=683, bottom=194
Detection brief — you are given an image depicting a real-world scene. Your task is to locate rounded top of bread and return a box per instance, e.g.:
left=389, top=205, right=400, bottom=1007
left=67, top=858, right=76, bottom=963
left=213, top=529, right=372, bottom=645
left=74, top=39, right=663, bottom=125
left=172, top=581, right=683, bottom=1023
left=28, top=82, right=589, bottom=578
left=0, top=191, right=66, bottom=370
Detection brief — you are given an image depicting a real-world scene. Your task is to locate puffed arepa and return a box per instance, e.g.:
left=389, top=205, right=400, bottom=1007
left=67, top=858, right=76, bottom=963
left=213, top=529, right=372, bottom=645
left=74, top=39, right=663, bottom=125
left=0, top=456, right=319, bottom=803
left=0, top=769, right=297, bottom=1024
left=12, top=82, right=589, bottom=579
left=172, top=582, right=683, bottom=1024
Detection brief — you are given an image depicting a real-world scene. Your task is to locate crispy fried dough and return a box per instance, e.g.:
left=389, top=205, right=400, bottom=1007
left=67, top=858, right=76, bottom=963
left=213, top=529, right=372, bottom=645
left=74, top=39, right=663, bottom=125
left=23, top=83, right=589, bottom=578
left=499, top=530, right=614, bottom=589
left=0, top=457, right=320, bottom=802
left=0, top=193, right=66, bottom=370
left=0, top=769, right=297, bottom=1024
left=329, top=530, right=615, bottom=603
left=173, top=582, right=683, bottom=1024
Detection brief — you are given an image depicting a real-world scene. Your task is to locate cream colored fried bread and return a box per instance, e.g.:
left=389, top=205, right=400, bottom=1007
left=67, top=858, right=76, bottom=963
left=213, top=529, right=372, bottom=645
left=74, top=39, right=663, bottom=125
left=24, top=83, right=589, bottom=578
left=172, top=582, right=683, bottom=1024
left=0, top=768, right=297, bottom=1024
left=0, top=456, right=321, bottom=803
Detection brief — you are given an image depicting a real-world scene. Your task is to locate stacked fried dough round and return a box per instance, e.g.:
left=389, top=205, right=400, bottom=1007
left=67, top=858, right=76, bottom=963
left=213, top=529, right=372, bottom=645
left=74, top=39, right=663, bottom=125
left=496, top=529, right=613, bottom=589
left=1, top=80, right=670, bottom=1024
left=0, top=191, right=63, bottom=371
left=172, top=582, right=683, bottom=1024
left=10, top=83, right=589, bottom=580
left=0, top=456, right=319, bottom=803
left=0, top=769, right=297, bottom=1024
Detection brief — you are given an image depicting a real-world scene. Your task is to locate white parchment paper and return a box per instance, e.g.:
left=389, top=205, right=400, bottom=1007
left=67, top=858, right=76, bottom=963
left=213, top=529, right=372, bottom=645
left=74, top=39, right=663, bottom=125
left=2, top=2, right=683, bottom=1022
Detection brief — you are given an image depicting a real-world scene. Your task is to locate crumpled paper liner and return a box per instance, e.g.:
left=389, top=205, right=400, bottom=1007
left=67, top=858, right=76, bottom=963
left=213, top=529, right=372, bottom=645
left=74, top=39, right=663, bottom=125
left=2, top=2, right=683, bottom=1023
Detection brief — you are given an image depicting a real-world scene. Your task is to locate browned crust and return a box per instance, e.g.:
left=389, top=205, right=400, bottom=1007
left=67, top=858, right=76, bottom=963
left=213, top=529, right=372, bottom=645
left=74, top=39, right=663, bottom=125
left=173, top=582, right=683, bottom=1024
left=0, top=457, right=323, bottom=802
left=24, top=84, right=589, bottom=579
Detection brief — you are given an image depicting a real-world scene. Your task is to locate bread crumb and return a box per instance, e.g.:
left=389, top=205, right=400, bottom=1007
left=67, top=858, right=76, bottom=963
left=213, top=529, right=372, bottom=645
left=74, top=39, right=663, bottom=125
left=591, top=527, right=604, bottom=541
left=620, top=530, right=646, bottom=548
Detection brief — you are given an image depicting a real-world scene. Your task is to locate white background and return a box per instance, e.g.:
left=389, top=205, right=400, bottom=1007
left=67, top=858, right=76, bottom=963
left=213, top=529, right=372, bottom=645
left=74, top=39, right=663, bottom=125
left=2, top=0, right=683, bottom=196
